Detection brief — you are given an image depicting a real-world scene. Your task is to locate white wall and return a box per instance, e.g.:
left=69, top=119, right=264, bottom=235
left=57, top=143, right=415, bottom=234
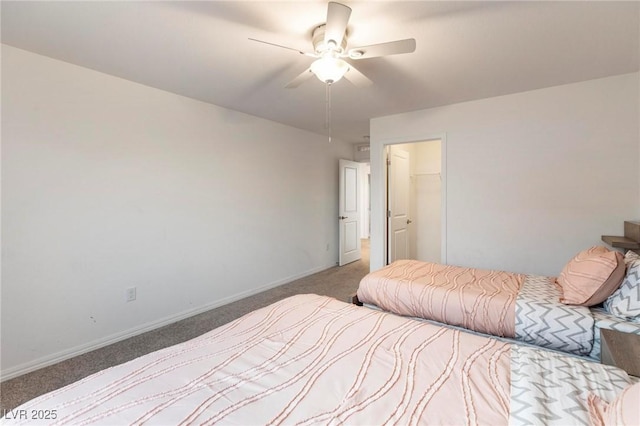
left=1, top=45, right=353, bottom=379
left=371, top=73, right=639, bottom=276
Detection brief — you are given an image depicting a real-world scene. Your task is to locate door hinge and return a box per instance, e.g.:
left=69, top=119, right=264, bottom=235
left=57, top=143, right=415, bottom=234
left=386, top=158, right=391, bottom=166
left=387, top=210, right=391, bottom=218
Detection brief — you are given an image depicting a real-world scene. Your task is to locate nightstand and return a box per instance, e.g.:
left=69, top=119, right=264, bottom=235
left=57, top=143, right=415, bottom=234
left=601, top=220, right=640, bottom=254
left=600, top=328, right=640, bottom=377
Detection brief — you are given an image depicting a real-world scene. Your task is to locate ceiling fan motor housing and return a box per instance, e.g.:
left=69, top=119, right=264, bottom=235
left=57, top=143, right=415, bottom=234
left=312, top=24, right=347, bottom=55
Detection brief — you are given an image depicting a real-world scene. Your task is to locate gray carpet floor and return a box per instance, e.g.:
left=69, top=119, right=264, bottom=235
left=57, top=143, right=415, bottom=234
left=1, top=240, right=370, bottom=412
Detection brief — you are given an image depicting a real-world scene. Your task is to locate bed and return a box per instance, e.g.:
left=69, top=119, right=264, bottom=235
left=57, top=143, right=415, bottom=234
left=355, top=246, right=640, bottom=359
left=3, top=294, right=637, bottom=425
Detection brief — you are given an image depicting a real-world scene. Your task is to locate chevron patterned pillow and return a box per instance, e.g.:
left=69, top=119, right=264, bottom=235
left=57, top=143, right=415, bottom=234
left=557, top=246, right=625, bottom=306
left=604, top=251, right=640, bottom=319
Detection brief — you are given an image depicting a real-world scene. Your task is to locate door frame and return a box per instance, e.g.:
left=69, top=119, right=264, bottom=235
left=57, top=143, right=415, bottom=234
left=370, top=133, right=447, bottom=271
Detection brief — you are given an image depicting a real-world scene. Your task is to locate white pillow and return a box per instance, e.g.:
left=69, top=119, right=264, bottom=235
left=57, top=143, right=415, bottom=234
left=603, top=251, right=640, bottom=319
left=623, top=250, right=640, bottom=266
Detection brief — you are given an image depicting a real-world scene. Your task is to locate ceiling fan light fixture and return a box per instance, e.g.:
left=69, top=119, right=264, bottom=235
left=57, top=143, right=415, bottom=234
left=310, top=56, right=350, bottom=84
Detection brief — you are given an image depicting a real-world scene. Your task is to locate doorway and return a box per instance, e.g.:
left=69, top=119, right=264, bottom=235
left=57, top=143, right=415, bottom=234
left=338, top=159, right=362, bottom=265
left=385, top=138, right=445, bottom=265
left=338, top=160, right=372, bottom=267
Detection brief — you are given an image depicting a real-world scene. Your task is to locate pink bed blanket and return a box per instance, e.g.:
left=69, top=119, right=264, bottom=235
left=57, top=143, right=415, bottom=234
left=357, top=259, right=524, bottom=337
left=6, top=294, right=511, bottom=425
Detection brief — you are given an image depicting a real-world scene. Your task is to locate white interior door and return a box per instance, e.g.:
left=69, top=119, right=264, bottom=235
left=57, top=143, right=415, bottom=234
left=339, top=159, right=361, bottom=266
left=388, top=147, right=411, bottom=263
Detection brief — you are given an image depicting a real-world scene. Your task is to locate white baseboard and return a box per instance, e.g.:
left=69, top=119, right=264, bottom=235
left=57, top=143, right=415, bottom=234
left=1, top=263, right=335, bottom=382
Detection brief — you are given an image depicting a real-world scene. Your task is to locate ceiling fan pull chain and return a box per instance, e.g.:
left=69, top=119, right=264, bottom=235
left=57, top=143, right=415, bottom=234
left=326, top=82, right=332, bottom=142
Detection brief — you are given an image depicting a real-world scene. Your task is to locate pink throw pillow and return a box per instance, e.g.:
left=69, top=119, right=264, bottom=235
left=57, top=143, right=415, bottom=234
left=588, top=382, right=640, bottom=426
left=556, top=246, right=625, bottom=306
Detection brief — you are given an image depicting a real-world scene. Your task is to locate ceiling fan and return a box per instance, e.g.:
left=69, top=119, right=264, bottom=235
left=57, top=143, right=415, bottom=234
left=249, top=2, right=416, bottom=88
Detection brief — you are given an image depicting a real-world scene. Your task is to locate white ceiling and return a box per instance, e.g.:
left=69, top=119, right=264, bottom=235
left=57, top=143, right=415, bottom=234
left=2, top=1, right=638, bottom=144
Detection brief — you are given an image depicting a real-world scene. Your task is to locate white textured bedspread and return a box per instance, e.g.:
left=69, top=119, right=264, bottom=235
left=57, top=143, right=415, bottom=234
left=4, top=294, right=634, bottom=425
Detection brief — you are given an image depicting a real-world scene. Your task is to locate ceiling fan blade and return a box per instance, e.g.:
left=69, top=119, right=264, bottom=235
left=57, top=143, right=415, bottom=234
left=343, top=65, right=373, bottom=88
left=285, top=68, right=315, bottom=88
left=325, top=2, right=351, bottom=46
left=249, top=38, right=315, bottom=57
left=348, top=38, right=416, bottom=59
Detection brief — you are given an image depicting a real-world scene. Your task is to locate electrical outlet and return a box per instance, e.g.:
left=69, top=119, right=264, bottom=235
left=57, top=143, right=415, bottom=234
left=126, top=287, right=137, bottom=302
